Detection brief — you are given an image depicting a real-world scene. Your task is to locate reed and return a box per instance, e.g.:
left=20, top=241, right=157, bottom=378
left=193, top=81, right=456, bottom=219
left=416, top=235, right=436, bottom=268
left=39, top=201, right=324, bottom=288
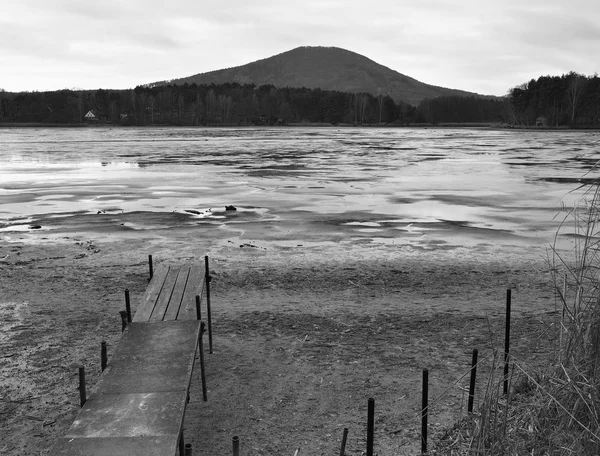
left=434, top=180, right=600, bottom=455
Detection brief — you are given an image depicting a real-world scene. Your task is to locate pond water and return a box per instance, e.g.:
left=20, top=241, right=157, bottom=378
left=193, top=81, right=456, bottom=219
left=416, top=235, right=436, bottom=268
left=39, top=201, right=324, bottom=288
left=1, top=127, right=599, bottom=252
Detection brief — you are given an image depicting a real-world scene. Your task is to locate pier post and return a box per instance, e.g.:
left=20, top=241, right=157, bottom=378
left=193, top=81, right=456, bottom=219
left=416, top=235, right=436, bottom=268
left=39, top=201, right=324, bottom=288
left=504, top=289, right=511, bottom=395
left=199, top=321, right=207, bottom=401
left=468, top=349, right=478, bottom=413
left=148, top=254, right=154, bottom=281
left=79, top=366, right=87, bottom=407
left=205, top=255, right=213, bottom=354
left=119, top=311, right=128, bottom=332
left=101, top=341, right=107, bottom=372
left=421, top=369, right=428, bottom=454
left=232, top=436, right=240, bottom=456
left=124, top=289, right=132, bottom=323
left=340, top=427, right=349, bottom=456
left=367, top=398, right=374, bottom=456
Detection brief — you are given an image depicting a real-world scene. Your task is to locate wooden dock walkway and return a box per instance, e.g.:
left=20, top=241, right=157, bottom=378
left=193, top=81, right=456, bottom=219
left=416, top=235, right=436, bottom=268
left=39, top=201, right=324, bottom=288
left=50, top=259, right=210, bottom=456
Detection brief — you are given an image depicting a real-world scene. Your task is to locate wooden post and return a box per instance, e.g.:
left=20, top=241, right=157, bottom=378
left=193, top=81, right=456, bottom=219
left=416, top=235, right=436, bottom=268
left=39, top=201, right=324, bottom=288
left=232, top=435, right=240, bottom=456
left=340, top=427, right=348, bottom=456
left=124, top=288, right=132, bottom=323
left=205, top=255, right=213, bottom=354
left=101, top=341, right=107, bottom=372
left=79, top=366, right=87, bottom=407
left=367, top=398, right=374, bottom=456
left=148, top=254, right=154, bottom=281
left=468, top=349, right=478, bottom=413
left=421, top=369, right=428, bottom=454
left=504, top=289, right=511, bottom=395
left=199, top=322, right=207, bottom=401
left=195, top=295, right=201, bottom=320
left=179, top=430, right=184, bottom=456
left=184, top=443, right=192, bottom=456
left=119, top=311, right=128, bottom=332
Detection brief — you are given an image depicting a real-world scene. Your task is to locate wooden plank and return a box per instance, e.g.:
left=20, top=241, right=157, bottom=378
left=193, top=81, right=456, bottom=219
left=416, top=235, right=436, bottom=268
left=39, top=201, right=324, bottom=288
left=149, top=267, right=180, bottom=321
left=115, top=321, right=201, bottom=355
left=96, top=353, right=196, bottom=394
left=50, top=436, right=176, bottom=456
left=163, top=265, right=191, bottom=321
left=178, top=265, right=205, bottom=320
left=133, top=266, right=170, bottom=322
left=65, top=392, right=186, bottom=439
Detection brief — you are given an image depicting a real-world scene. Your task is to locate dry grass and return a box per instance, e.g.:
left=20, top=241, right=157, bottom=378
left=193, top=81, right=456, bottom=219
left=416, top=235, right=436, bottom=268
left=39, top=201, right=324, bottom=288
left=432, top=182, right=600, bottom=455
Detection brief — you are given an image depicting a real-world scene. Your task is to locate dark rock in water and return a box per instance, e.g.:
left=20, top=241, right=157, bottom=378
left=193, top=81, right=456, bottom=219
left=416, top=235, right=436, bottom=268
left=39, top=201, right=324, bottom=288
left=185, top=209, right=201, bottom=215
left=225, top=205, right=237, bottom=211
left=29, top=225, right=42, bottom=229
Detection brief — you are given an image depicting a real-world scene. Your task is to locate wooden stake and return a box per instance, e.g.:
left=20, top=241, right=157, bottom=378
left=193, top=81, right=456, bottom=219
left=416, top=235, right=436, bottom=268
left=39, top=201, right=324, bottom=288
left=124, top=288, right=132, bottom=323
left=184, top=443, right=192, bottom=456
left=196, top=295, right=201, bottom=320
left=232, top=435, right=240, bottom=456
left=119, top=311, right=128, bottom=332
left=504, top=289, right=511, bottom=395
left=340, top=427, right=348, bottom=456
left=148, top=254, right=154, bottom=281
left=79, top=366, right=86, bottom=407
left=367, top=397, right=374, bottom=456
left=421, top=369, right=428, bottom=454
left=101, top=341, right=107, bottom=372
left=199, top=322, right=207, bottom=401
left=205, top=255, right=213, bottom=354
left=468, top=349, right=478, bottom=413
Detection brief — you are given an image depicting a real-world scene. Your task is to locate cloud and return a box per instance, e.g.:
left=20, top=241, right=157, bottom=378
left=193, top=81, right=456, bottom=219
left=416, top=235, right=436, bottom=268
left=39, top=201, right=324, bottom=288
left=1, top=0, right=599, bottom=94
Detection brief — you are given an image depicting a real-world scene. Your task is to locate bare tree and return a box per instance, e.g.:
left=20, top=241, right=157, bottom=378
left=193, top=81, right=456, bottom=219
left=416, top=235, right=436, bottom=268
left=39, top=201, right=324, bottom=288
left=567, top=72, right=587, bottom=126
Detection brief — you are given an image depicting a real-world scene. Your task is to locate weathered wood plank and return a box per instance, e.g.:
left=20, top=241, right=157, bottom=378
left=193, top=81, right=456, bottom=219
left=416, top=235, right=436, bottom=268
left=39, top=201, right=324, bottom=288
left=163, top=265, right=191, bottom=321
left=149, top=267, right=180, bottom=321
left=50, top=437, right=176, bottom=456
left=50, top=321, right=200, bottom=456
left=133, top=266, right=170, bottom=322
left=178, top=265, right=205, bottom=320
left=116, top=321, right=201, bottom=354
left=65, top=392, right=186, bottom=439
left=95, top=322, right=200, bottom=394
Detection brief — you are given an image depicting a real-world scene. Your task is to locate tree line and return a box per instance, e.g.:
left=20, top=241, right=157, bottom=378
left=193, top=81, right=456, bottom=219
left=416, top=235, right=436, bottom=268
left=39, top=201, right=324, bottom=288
left=0, top=82, right=509, bottom=126
left=506, top=72, right=600, bottom=127
left=1, top=73, right=597, bottom=127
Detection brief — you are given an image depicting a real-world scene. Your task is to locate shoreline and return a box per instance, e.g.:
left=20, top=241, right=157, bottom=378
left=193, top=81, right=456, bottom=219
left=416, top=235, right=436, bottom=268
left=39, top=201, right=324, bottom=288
left=2, top=122, right=599, bottom=131
left=0, top=226, right=559, bottom=455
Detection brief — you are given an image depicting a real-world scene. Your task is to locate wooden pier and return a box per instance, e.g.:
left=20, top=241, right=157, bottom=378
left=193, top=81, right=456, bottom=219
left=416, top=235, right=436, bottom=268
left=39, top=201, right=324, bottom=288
left=50, top=258, right=210, bottom=456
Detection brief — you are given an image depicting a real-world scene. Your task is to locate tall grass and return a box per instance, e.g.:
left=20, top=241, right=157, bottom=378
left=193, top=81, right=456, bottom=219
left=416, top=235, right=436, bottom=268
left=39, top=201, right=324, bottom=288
left=434, top=182, right=600, bottom=455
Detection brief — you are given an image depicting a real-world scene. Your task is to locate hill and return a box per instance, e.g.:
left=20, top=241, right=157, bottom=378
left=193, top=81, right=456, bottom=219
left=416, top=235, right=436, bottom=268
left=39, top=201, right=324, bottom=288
left=153, top=46, right=486, bottom=105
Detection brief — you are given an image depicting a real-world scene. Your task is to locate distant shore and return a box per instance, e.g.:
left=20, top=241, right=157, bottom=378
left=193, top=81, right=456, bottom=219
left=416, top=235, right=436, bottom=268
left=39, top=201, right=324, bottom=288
left=3, top=121, right=599, bottom=130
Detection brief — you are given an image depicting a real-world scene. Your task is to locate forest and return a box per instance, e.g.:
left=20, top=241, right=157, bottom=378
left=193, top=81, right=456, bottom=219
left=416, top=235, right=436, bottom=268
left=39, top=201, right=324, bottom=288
left=506, top=72, right=600, bottom=127
left=0, top=71, right=598, bottom=127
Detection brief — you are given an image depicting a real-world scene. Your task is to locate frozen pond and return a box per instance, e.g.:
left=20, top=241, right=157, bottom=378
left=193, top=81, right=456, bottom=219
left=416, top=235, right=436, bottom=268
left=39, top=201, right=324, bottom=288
left=1, top=127, right=599, bottom=252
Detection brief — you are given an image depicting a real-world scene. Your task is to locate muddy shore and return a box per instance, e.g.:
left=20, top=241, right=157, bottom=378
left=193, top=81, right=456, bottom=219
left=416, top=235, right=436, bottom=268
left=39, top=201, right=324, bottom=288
left=0, top=221, right=560, bottom=456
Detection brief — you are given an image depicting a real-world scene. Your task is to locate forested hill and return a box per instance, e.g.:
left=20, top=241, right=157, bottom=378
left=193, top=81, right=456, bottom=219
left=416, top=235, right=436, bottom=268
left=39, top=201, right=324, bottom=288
left=1, top=71, right=598, bottom=127
left=152, top=46, right=484, bottom=106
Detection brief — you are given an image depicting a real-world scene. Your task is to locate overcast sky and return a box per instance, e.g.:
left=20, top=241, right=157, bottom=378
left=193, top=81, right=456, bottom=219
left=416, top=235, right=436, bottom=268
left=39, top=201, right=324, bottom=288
left=1, top=0, right=598, bottom=96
